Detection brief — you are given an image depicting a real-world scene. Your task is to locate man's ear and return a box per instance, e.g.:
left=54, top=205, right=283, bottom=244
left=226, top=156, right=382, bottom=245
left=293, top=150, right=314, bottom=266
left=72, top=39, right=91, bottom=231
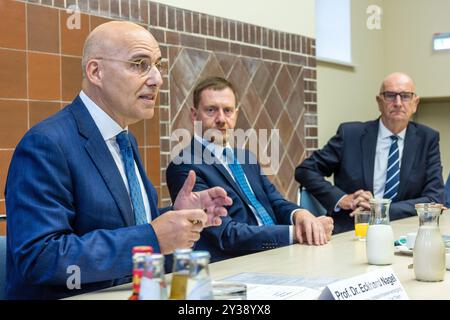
left=190, top=106, right=197, bottom=122
left=376, top=95, right=383, bottom=112
left=85, top=59, right=102, bottom=87
left=412, top=95, right=420, bottom=114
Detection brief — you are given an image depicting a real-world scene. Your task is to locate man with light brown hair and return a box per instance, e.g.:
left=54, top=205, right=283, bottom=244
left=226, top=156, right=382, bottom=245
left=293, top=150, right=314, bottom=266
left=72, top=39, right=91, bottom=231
left=167, top=76, right=334, bottom=262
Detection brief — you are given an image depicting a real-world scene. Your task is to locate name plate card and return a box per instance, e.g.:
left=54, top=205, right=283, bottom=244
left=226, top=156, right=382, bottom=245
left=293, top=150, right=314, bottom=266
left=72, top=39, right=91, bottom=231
left=319, top=267, right=409, bottom=300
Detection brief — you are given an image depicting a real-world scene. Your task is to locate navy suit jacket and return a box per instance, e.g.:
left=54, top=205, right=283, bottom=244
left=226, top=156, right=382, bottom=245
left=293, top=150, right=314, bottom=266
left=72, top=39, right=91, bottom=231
left=445, top=173, right=450, bottom=208
left=166, top=140, right=300, bottom=262
left=295, top=119, right=444, bottom=234
left=5, top=96, right=165, bottom=299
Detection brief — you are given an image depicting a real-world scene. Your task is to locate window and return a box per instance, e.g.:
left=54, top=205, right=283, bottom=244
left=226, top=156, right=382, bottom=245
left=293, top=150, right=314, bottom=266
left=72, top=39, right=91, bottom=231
left=316, top=0, right=352, bottom=65
left=433, top=33, right=450, bottom=51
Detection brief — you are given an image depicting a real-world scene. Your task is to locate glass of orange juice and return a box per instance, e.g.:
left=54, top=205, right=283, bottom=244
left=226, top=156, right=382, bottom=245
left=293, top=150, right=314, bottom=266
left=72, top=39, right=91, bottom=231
left=354, top=210, right=370, bottom=240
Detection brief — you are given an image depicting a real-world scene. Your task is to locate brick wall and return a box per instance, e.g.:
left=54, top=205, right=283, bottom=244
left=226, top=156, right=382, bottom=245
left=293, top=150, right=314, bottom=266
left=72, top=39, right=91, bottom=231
left=0, top=0, right=317, bottom=234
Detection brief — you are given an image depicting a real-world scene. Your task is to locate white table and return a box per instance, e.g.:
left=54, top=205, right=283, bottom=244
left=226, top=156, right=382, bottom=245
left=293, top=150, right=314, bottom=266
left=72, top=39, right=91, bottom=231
left=68, top=211, right=450, bottom=300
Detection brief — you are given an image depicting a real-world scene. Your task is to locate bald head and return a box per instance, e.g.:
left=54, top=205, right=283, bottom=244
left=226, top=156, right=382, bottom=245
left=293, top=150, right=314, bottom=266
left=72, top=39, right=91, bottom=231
left=79, top=20, right=163, bottom=128
left=379, top=72, right=416, bottom=93
left=376, top=72, right=419, bottom=134
left=81, top=21, right=157, bottom=78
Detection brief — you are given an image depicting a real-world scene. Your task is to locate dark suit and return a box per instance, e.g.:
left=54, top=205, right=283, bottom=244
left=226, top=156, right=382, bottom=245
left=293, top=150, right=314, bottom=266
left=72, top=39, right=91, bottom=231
left=295, top=119, right=444, bottom=234
left=5, top=96, right=165, bottom=299
left=166, top=140, right=300, bottom=262
left=445, top=174, right=450, bottom=208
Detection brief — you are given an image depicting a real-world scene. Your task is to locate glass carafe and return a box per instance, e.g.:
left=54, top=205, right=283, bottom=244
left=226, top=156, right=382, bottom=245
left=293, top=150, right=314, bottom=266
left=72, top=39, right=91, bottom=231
left=413, top=203, right=445, bottom=282
left=366, top=198, right=394, bottom=265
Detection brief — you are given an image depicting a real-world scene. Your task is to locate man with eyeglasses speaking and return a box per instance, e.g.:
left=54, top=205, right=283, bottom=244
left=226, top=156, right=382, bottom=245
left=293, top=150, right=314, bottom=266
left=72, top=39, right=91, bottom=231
left=4, top=21, right=232, bottom=300
left=295, top=72, right=444, bottom=234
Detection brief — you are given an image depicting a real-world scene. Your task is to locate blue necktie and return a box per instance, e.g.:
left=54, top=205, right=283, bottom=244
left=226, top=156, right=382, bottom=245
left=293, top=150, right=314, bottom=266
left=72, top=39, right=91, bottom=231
left=116, top=131, right=147, bottom=225
left=223, top=148, right=275, bottom=225
left=383, top=135, right=400, bottom=200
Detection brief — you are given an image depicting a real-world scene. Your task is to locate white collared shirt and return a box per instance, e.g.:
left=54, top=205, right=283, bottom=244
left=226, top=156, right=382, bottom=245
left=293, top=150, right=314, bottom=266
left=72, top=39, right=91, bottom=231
left=373, top=119, right=406, bottom=198
left=194, top=135, right=296, bottom=244
left=80, top=91, right=151, bottom=223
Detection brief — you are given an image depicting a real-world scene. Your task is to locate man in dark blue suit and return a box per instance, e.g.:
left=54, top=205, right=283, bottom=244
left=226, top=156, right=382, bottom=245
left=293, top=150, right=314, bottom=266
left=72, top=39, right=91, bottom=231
left=296, top=72, right=444, bottom=234
left=5, top=21, right=231, bottom=300
left=445, top=173, right=450, bottom=208
left=166, top=77, right=334, bottom=262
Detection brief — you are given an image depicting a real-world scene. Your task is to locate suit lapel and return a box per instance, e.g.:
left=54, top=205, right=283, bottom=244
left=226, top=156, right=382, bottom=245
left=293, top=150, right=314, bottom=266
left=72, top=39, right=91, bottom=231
left=398, top=123, right=420, bottom=200
left=69, top=96, right=135, bottom=226
left=361, top=120, right=379, bottom=192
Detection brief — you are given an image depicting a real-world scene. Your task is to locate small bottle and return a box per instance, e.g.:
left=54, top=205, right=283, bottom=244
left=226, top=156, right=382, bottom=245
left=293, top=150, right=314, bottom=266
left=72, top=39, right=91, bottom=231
left=186, top=251, right=213, bottom=300
left=366, top=198, right=394, bottom=265
left=129, top=246, right=153, bottom=300
left=169, top=248, right=192, bottom=300
left=138, top=254, right=168, bottom=300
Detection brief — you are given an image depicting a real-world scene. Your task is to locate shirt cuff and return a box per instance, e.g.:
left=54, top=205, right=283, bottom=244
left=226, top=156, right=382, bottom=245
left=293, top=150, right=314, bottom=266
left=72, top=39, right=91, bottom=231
left=334, top=195, right=347, bottom=212
left=290, top=208, right=303, bottom=225
left=289, top=225, right=294, bottom=245
left=290, top=209, right=305, bottom=244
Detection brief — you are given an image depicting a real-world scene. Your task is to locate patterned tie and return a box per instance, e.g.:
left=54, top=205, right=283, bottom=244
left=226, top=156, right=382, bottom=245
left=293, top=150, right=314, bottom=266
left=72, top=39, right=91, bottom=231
left=223, top=148, right=275, bottom=225
left=116, top=131, right=147, bottom=225
left=383, top=135, right=400, bottom=201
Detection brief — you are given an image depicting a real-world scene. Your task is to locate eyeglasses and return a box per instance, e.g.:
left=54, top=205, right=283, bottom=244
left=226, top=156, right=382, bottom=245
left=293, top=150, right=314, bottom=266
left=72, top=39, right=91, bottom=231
left=95, top=57, right=168, bottom=76
left=380, top=91, right=415, bottom=102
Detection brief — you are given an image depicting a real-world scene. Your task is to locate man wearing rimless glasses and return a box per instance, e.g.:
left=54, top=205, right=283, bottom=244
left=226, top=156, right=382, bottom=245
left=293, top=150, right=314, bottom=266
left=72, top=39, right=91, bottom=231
left=4, top=21, right=232, bottom=300
left=296, top=72, right=444, bottom=234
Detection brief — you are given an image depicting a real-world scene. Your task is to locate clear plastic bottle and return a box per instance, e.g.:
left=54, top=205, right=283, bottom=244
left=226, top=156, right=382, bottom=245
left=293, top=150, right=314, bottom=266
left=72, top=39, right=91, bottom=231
left=413, top=203, right=445, bottom=282
left=138, top=254, right=168, bottom=300
left=169, top=248, right=192, bottom=300
left=186, top=251, right=213, bottom=300
left=366, top=198, right=394, bottom=265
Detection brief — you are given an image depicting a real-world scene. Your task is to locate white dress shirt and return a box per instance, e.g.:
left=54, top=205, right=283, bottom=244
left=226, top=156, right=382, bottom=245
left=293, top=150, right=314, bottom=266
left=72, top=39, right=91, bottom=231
left=80, top=91, right=151, bottom=222
left=373, top=119, right=406, bottom=198
left=195, top=135, right=297, bottom=244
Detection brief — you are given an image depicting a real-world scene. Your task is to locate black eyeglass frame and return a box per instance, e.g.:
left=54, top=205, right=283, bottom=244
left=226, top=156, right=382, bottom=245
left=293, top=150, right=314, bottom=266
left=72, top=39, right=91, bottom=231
left=379, top=91, right=416, bottom=102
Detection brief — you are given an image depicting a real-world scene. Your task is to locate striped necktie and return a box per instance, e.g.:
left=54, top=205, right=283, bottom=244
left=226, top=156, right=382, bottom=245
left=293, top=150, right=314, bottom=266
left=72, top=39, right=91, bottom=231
left=223, top=148, right=275, bottom=225
left=383, top=135, right=400, bottom=200
left=116, top=131, right=147, bottom=225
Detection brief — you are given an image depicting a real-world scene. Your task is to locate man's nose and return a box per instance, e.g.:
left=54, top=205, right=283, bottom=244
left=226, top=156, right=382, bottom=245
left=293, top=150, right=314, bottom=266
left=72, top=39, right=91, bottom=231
left=394, top=94, right=402, bottom=106
left=144, top=67, right=163, bottom=88
left=216, top=109, right=226, bottom=122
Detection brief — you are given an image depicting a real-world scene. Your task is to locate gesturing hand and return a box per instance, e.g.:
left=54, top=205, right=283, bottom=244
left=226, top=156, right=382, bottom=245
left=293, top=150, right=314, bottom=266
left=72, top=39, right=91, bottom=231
left=173, top=170, right=233, bottom=227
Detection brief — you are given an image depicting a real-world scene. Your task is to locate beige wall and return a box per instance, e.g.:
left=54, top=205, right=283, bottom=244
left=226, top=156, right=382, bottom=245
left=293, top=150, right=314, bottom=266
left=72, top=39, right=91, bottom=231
left=317, top=0, right=384, bottom=146
left=152, top=0, right=316, bottom=37
left=383, top=0, right=450, bottom=98
left=383, top=0, right=450, bottom=177
left=384, top=0, right=450, bottom=179
left=415, top=101, right=450, bottom=181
